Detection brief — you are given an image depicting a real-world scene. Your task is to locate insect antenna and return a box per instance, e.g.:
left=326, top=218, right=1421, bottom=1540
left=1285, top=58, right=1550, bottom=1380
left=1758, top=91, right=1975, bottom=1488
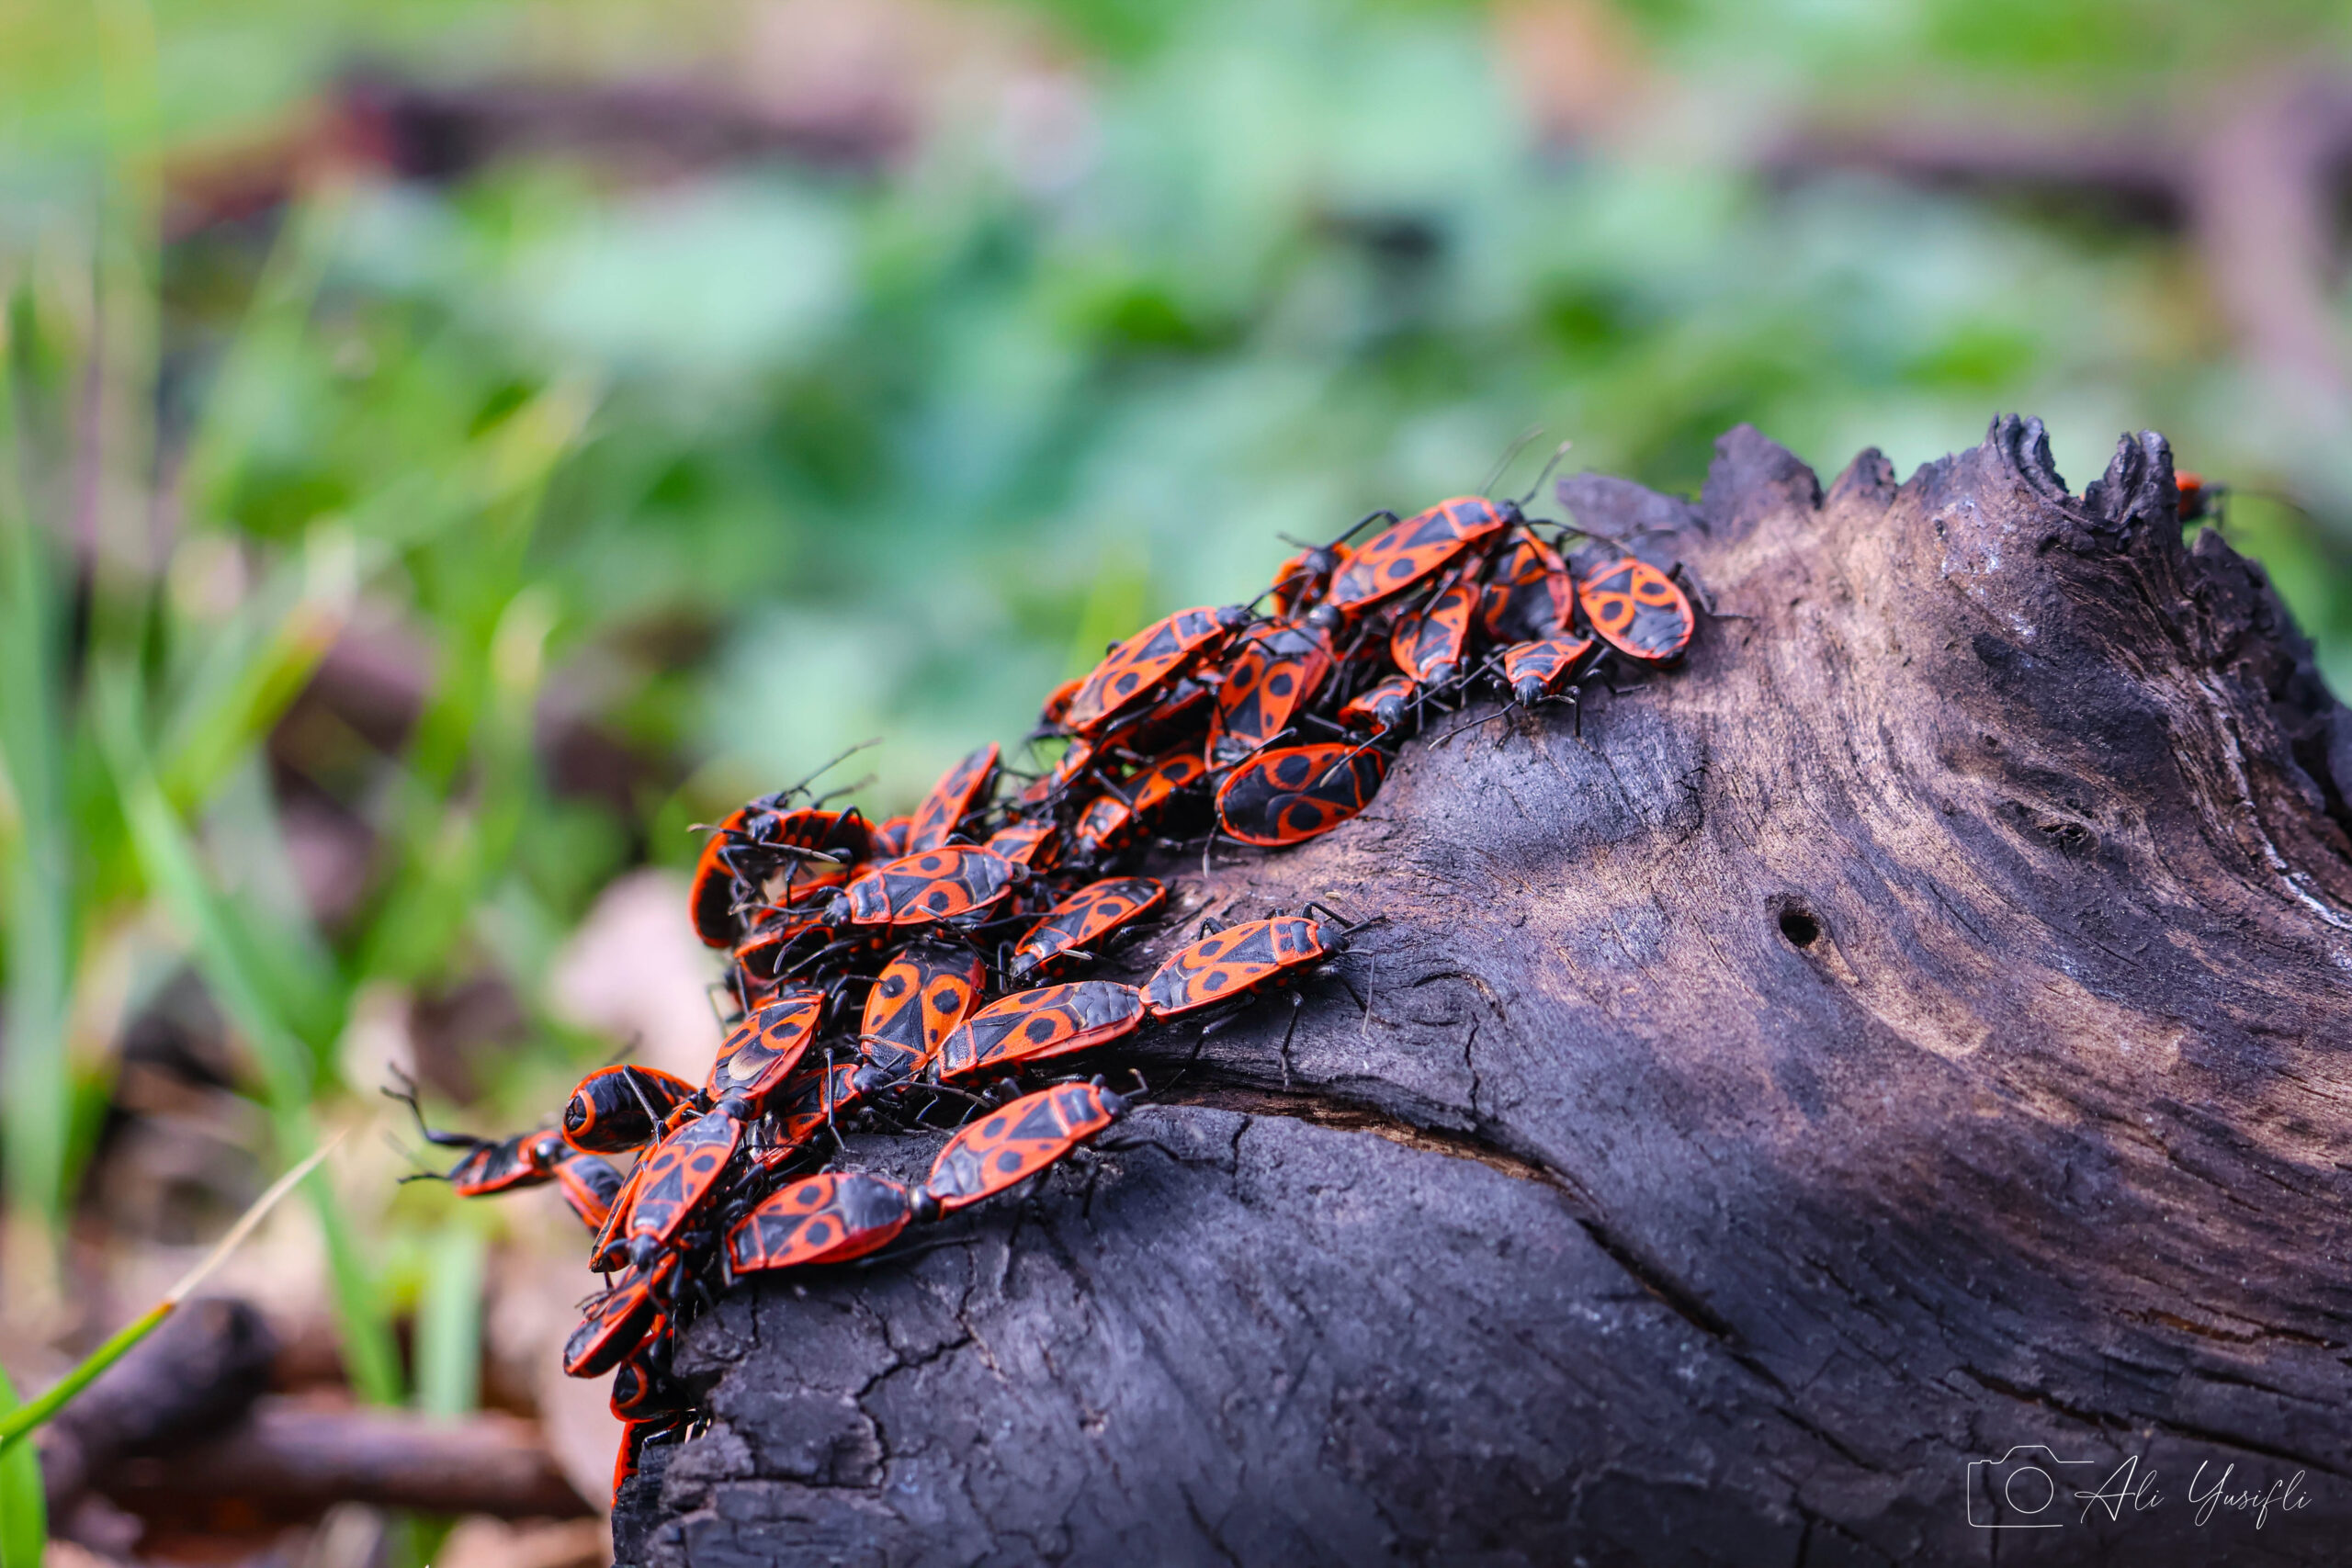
left=779, top=739, right=881, bottom=805
left=809, top=774, right=876, bottom=808
left=1430, top=704, right=1508, bottom=747
left=1515, top=439, right=1574, bottom=509
left=1480, top=424, right=1545, bottom=498
left=1327, top=508, right=1400, bottom=548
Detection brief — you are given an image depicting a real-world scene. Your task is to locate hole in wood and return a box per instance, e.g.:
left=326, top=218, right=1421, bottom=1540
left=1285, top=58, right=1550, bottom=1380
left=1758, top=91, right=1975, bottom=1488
left=1778, top=908, right=1821, bottom=948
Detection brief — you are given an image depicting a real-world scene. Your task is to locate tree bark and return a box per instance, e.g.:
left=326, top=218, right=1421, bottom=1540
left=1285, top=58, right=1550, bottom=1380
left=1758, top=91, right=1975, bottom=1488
left=616, top=419, right=2352, bottom=1567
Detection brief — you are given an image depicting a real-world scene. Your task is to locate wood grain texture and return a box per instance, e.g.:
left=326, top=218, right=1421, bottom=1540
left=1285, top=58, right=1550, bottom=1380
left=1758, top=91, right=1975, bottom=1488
left=618, top=419, right=2352, bottom=1567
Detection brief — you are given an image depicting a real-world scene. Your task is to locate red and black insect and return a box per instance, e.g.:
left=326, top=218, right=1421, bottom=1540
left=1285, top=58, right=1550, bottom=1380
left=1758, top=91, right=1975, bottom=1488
left=385, top=1072, right=566, bottom=1197
left=588, top=1159, right=646, bottom=1271
left=1062, top=605, right=1252, bottom=735
left=1326, top=497, right=1515, bottom=612
left=1215, top=743, right=1387, bottom=847
left=707, top=987, right=827, bottom=1104
left=1107, top=678, right=1217, bottom=755
left=552, top=1150, right=627, bottom=1232
left=440, top=1133, right=555, bottom=1197
left=1072, top=750, right=1210, bottom=856
left=729, top=899, right=838, bottom=990
left=1578, top=557, right=1694, bottom=664
left=1206, top=622, right=1334, bottom=764
left=1009, top=875, right=1166, bottom=981
left=983, top=818, right=1060, bottom=870
left=563, top=1065, right=700, bottom=1156
left=832, top=846, right=1023, bottom=929
left=1021, top=735, right=1097, bottom=807
left=1037, top=676, right=1084, bottom=729
left=688, top=807, right=869, bottom=949
left=1269, top=540, right=1352, bottom=621
left=687, top=804, right=760, bottom=949
left=765, top=1061, right=865, bottom=1156
left=615, top=1415, right=693, bottom=1499
left=932, top=981, right=1147, bottom=1081
left=563, top=1253, right=677, bottom=1377
left=528, top=446, right=1718, bottom=1493
left=2176, top=468, right=2227, bottom=524
left=858, top=944, right=989, bottom=1080
left=871, top=814, right=915, bottom=859
left=920, top=1080, right=1128, bottom=1213
left=1388, top=574, right=1479, bottom=687
left=1482, top=529, right=1576, bottom=643
left=906, top=743, right=1000, bottom=852
left=728, top=1171, right=919, bottom=1273
left=609, top=1343, right=689, bottom=1422
left=1337, top=674, right=1416, bottom=736
left=1143, top=907, right=1357, bottom=1018
left=1499, top=633, right=1596, bottom=707
left=616, top=1107, right=747, bottom=1269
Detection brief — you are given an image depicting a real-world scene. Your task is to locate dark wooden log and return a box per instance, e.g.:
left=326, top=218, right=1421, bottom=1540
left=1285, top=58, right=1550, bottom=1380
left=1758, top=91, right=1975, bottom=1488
left=619, top=419, right=2352, bottom=1566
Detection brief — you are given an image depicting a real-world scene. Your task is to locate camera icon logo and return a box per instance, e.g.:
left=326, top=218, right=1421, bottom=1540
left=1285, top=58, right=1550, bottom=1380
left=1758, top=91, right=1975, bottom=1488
left=1964, top=1446, right=2098, bottom=1529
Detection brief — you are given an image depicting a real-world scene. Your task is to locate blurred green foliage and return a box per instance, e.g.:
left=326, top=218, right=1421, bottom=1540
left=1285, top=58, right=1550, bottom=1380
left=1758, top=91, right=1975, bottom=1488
left=2, top=0, right=2350, bottom=1457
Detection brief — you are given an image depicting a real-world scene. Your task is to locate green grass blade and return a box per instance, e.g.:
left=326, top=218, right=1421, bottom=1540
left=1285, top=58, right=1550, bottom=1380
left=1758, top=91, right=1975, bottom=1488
left=0, top=283, right=74, bottom=1284
left=0, top=1303, right=170, bottom=1458
left=0, top=1366, right=43, bottom=1568
left=155, top=527, right=364, bottom=815
left=0, top=1136, right=334, bottom=1455
left=92, top=665, right=405, bottom=1405
left=414, top=1224, right=486, bottom=1418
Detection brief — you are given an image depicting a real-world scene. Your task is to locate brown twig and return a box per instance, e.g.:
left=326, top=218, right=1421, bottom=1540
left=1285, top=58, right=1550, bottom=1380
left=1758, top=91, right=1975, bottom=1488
left=101, top=1398, right=593, bottom=1519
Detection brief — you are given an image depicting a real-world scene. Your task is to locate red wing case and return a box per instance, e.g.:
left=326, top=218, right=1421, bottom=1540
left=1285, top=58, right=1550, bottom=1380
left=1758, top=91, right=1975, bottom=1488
left=1337, top=674, right=1415, bottom=736
left=1010, top=876, right=1167, bottom=981
left=614, top=1416, right=691, bottom=1501
left=552, top=1151, right=627, bottom=1231
left=706, top=987, right=826, bottom=1103
left=1144, top=915, right=1331, bottom=1017
left=906, top=743, right=1000, bottom=852
left=1389, top=577, right=1479, bottom=685
left=842, top=847, right=1021, bottom=928
left=767, top=1062, right=867, bottom=1156
left=444, top=1134, right=550, bottom=1197
left=1215, top=743, right=1386, bottom=847
left=922, top=1081, right=1125, bottom=1213
left=1327, top=498, right=1509, bottom=611
left=1072, top=750, right=1209, bottom=855
left=687, top=804, right=756, bottom=948
left=932, top=982, right=1146, bottom=1081
left=1206, top=623, right=1333, bottom=764
left=563, top=1254, right=676, bottom=1377
left=619, top=1109, right=744, bottom=1255
left=983, top=818, right=1060, bottom=869
left=588, top=1159, right=646, bottom=1271
left=1269, top=542, right=1351, bottom=620
left=1063, top=606, right=1247, bottom=734
left=858, top=944, right=989, bottom=1079
left=727, top=1172, right=914, bottom=1272
left=1578, top=557, right=1694, bottom=664
left=1481, top=529, right=1576, bottom=643
left=1501, top=634, right=1596, bottom=703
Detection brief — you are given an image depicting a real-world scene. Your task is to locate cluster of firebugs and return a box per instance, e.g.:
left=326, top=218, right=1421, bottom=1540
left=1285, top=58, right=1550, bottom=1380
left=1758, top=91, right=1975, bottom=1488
left=392, top=476, right=1697, bottom=1501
